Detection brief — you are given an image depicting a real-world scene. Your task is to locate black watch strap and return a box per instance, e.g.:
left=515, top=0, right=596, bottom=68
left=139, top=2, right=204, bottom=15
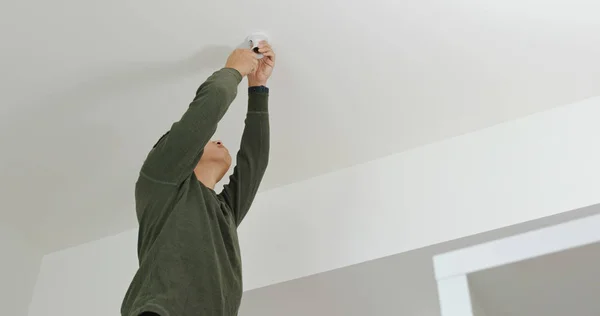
left=248, top=86, right=269, bottom=94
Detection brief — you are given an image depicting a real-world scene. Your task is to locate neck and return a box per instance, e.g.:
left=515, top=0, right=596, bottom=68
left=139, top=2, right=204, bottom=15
left=194, top=161, right=225, bottom=190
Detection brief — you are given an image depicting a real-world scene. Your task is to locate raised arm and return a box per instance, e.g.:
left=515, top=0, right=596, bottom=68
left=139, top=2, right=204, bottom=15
left=220, top=88, right=270, bottom=225
left=220, top=42, right=275, bottom=225
left=140, top=49, right=259, bottom=185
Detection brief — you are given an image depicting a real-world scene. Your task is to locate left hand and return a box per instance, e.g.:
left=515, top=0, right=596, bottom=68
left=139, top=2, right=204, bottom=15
left=248, top=42, right=276, bottom=87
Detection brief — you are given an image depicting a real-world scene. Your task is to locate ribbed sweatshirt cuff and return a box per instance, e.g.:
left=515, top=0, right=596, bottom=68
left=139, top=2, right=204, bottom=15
left=248, top=89, right=269, bottom=113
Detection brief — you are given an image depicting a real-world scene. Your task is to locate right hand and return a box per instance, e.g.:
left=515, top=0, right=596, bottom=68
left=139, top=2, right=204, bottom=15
left=225, top=49, right=259, bottom=77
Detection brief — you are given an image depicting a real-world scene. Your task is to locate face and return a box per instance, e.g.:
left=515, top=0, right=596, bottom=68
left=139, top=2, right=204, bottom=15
left=201, top=140, right=232, bottom=168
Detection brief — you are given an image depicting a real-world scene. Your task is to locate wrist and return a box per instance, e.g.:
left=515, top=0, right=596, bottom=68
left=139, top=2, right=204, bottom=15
left=249, top=86, right=269, bottom=94
left=224, top=66, right=244, bottom=77
left=248, top=80, right=267, bottom=87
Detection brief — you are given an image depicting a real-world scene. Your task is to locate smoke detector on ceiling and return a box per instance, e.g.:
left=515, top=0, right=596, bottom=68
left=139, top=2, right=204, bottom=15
left=241, top=32, right=269, bottom=59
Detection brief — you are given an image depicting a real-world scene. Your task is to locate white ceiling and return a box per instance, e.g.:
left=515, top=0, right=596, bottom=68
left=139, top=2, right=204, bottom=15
left=2, top=0, right=600, bottom=251
left=238, top=205, right=600, bottom=316
left=470, top=241, right=600, bottom=316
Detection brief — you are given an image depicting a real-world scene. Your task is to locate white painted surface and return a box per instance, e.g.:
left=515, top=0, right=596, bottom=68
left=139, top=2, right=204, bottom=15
left=470, top=291, right=489, bottom=316
left=240, top=96, right=600, bottom=290
left=239, top=206, right=598, bottom=316
left=438, top=276, right=474, bottom=316
left=470, top=242, right=600, bottom=316
left=434, top=213, right=600, bottom=279
left=32, top=201, right=591, bottom=316
left=26, top=96, right=600, bottom=314
left=239, top=244, right=444, bottom=316
left=434, top=209, right=600, bottom=316
left=27, top=230, right=138, bottom=316
left=0, top=225, right=42, bottom=316
left=2, top=0, right=600, bottom=252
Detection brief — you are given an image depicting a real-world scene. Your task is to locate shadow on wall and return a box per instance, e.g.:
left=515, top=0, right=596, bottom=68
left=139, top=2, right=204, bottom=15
left=0, top=45, right=233, bottom=224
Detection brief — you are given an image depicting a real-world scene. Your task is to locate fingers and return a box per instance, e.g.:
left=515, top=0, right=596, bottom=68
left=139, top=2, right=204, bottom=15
left=257, top=42, right=276, bottom=61
left=259, top=47, right=273, bottom=55
left=251, top=58, right=259, bottom=72
left=257, top=43, right=272, bottom=53
left=262, top=50, right=275, bottom=58
left=243, top=48, right=257, bottom=55
left=261, top=52, right=276, bottom=65
left=258, top=41, right=270, bottom=49
left=235, top=47, right=253, bottom=54
left=257, top=41, right=271, bottom=50
left=226, top=47, right=262, bottom=76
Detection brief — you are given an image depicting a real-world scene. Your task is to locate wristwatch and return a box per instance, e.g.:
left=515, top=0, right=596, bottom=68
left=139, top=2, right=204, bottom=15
left=248, top=86, right=269, bottom=94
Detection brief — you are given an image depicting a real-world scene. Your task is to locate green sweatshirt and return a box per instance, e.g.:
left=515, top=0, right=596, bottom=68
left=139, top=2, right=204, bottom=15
left=121, top=68, right=270, bottom=316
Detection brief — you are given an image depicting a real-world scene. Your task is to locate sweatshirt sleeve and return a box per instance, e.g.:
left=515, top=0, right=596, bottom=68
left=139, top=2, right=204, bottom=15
left=219, top=87, right=270, bottom=226
left=140, top=68, right=242, bottom=185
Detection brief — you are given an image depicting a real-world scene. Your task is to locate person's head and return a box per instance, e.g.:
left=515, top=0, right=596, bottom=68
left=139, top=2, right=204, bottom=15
left=195, top=140, right=232, bottom=183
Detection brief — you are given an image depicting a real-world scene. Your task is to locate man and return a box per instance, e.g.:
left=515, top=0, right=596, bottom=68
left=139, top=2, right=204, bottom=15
left=121, top=42, right=276, bottom=316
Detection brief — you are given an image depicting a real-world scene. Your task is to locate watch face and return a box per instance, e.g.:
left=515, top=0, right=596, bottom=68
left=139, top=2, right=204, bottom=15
left=250, top=86, right=269, bottom=93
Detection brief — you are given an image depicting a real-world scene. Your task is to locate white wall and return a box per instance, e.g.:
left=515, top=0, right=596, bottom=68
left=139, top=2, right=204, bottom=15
left=28, top=96, right=600, bottom=315
left=470, top=286, right=488, bottom=316
left=27, top=230, right=137, bottom=316
left=0, top=224, right=42, bottom=315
